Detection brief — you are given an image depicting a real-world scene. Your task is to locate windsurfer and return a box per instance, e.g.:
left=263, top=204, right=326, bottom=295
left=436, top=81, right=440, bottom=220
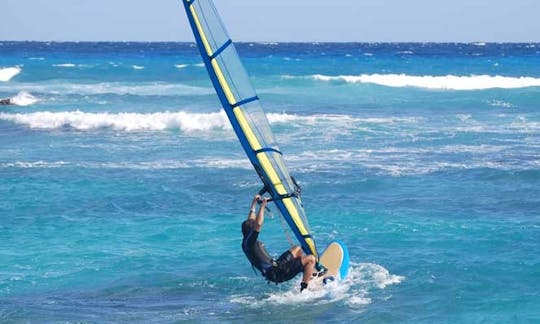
left=241, top=194, right=318, bottom=292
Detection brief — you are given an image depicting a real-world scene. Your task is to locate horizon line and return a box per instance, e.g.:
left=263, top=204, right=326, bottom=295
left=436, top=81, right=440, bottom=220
left=2, top=40, right=540, bottom=44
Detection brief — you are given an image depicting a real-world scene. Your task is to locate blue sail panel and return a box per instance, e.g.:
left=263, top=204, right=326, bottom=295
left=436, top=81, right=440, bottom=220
left=182, top=0, right=318, bottom=258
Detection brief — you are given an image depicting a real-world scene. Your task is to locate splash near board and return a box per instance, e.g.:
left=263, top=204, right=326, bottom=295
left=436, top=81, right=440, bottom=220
left=181, top=0, right=349, bottom=284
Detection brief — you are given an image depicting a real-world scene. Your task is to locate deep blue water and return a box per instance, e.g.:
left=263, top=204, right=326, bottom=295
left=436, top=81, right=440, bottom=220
left=1, top=42, right=540, bottom=323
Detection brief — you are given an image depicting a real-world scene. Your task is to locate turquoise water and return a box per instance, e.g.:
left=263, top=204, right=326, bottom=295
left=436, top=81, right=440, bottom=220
left=1, top=42, right=540, bottom=322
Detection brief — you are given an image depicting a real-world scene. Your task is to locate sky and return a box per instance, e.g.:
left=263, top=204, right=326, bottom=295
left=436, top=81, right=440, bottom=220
left=0, top=0, right=539, bottom=42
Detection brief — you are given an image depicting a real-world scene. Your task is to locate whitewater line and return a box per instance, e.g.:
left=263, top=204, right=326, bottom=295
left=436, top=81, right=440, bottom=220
left=311, top=73, right=540, bottom=90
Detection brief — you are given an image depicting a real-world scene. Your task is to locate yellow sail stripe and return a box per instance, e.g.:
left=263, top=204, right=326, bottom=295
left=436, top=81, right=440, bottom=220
left=189, top=5, right=212, bottom=57
left=189, top=3, right=236, bottom=105
left=232, top=107, right=260, bottom=150
left=255, top=152, right=287, bottom=194
left=189, top=2, right=317, bottom=257
left=213, top=60, right=238, bottom=109
left=283, top=198, right=308, bottom=233
left=283, top=197, right=316, bottom=254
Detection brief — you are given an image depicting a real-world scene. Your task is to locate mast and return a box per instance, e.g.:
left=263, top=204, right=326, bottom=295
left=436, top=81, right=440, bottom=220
left=182, top=0, right=319, bottom=258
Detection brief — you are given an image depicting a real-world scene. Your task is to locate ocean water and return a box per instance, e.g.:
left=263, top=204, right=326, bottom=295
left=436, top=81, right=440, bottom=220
left=1, top=42, right=539, bottom=323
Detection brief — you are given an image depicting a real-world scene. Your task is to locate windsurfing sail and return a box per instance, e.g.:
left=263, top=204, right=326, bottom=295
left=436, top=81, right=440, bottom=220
left=182, top=0, right=319, bottom=259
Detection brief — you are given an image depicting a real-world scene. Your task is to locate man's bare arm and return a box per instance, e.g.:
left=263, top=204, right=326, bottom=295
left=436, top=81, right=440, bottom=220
left=247, top=195, right=260, bottom=220
left=254, top=198, right=268, bottom=232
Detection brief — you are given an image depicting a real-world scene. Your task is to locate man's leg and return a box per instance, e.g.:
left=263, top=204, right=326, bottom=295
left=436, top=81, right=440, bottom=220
left=301, top=254, right=315, bottom=284
left=288, top=245, right=316, bottom=283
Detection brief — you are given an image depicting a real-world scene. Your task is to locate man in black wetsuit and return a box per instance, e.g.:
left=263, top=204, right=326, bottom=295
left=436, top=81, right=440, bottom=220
left=241, top=194, right=317, bottom=292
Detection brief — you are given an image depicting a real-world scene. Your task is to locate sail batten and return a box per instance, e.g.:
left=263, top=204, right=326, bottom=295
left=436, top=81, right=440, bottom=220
left=210, top=39, right=233, bottom=60
left=231, top=96, right=259, bottom=108
left=182, top=0, right=319, bottom=258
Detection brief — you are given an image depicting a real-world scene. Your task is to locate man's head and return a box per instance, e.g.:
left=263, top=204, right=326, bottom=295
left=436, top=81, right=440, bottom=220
left=242, top=219, right=256, bottom=237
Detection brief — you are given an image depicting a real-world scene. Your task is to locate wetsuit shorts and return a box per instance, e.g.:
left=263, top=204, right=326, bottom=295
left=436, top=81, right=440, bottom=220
left=264, top=250, right=303, bottom=283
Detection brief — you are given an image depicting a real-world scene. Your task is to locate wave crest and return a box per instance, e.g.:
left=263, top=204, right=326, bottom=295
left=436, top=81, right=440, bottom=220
left=0, top=81, right=213, bottom=96
left=0, top=110, right=421, bottom=132
left=312, top=73, right=540, bottom=90
left=0, top=110, right=231, bottom=131
left=0, top=67, right=21, bottom=82
left=10, top=91, right=38, bottom=106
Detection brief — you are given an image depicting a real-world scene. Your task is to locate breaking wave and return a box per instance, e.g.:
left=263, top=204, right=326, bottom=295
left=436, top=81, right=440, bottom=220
left=0, top=67, right=21, bottom=82
left=0, top=81, right=213, bottom=96
left=0, top=110, right=231, bottom=131
left=9, top=91, right=39, bottom=106
left=311, top=74, right=540, bottom=90
left=0, top=110, right=420, bottom=132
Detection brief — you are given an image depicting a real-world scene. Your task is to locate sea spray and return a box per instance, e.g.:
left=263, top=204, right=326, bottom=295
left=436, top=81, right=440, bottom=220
left=10, top=91, right=39, bottom=106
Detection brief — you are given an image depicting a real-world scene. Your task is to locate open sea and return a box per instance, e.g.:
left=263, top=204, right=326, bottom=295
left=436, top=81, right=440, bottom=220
left=1, top=42, right=539, bottom=323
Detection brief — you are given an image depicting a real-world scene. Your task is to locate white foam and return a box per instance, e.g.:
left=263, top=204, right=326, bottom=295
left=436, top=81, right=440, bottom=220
left=230, top=262, right=403, bottom=309
left=267, top=112, right=358, bottom=124
left=10, top=91, right=38, bottom=106
left=53, top=63, right=76, bottom=68
left=132, top=65, right=145, bottom=70
left=0, top=81, right=213, bottom=96
left=267, top=112, right=417, bottom=126
left=286, top=143, right=526, bottom=176
left=0, top=67, right=21, bottom=82
left=0, top=110, right=371, bottom=132
left=266, top=112, right=307, bottom=123
left=0, top=158, right=255, bottom=171
left=0, top=110, right=232, bottom=131
left=96, top=160, right=190, bottom=170
left=353, top=263, right=405, bottom=289
left=174, top=64, right=188, bottom=69
left=0, top=161, right=69, bottom=169
left=488, top=100, right=514, bottom=108
left=311, top=74, right=540, bottom=90
left=191, top=157, right=250, bottom=169
left=0, top=160, right=190, bottom=170
left=2, top=144, right=534, bottom=175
